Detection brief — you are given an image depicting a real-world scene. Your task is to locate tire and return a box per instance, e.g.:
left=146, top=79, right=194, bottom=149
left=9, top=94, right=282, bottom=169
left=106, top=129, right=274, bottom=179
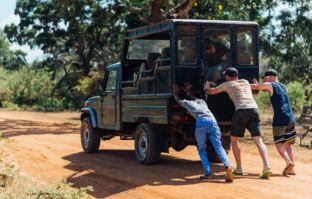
left=171, top=132, right=187, bottom=152
left=134, top=123, right=160, bottom=164
left=80, top=117, right=101, bottom=153
left=172, top=143, right=187, bottom=152
left=206, top=135, right=230, bottom=163
left=206, top=144, right=220, bottom=163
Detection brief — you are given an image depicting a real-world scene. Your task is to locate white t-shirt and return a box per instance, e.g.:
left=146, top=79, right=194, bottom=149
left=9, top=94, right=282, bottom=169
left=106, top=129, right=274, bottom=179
left=217, top=79, right=258, bottom=110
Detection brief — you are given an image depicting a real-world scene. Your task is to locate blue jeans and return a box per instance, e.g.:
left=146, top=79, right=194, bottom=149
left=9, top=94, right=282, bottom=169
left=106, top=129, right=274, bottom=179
left=195, top=117, right=231, bottom=174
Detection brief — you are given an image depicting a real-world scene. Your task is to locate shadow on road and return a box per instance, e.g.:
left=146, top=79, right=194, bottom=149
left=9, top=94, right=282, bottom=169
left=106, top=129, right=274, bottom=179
left=63, top=149, right=228, bottom=198
left=0, top=118, right=78, bottom=138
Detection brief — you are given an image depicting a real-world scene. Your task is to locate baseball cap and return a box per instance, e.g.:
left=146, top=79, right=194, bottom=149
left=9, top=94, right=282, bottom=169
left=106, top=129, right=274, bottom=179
left=263, top=69, right=277, bottom=77
left=223, top=67, right=238, bottom=77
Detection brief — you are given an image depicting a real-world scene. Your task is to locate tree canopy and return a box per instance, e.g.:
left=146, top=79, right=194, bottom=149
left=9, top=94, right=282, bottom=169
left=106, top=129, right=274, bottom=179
left=2, top=0, right=312, bottom=113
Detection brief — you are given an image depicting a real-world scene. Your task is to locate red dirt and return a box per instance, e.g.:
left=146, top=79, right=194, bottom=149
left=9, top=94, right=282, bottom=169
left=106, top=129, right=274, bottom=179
left=0, top=110, right=311, bottom=199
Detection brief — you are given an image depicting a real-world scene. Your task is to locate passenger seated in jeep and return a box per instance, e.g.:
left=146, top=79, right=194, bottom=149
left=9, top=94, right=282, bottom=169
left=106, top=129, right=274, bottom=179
left=156, top=47, right=170, bottom=66
left=178, top=39, right=196, bottom=64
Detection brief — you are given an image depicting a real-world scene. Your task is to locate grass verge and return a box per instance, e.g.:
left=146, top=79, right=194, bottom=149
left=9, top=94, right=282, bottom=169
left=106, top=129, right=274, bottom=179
left=0, top=131, right=93, bottom=199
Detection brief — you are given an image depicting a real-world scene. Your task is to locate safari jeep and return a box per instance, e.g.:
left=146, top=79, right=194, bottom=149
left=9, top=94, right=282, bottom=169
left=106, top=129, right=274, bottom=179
left=80, top=19, right=259, bottom=164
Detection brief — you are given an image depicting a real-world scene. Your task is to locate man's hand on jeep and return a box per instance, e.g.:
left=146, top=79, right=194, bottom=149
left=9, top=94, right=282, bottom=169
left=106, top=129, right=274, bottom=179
left=183, top=82, right=192, bottom=93
left=252, top=78, right=259, bottom=85
left=204, top=81, right=212, bottom=91
left=173, top=84, right=180, bottom=96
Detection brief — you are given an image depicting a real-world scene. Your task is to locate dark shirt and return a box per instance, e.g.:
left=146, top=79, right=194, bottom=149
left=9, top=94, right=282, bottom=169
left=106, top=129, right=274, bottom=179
left=205, top=42, right=229, bottom=67
left=270, top=82, right=296, bottom=126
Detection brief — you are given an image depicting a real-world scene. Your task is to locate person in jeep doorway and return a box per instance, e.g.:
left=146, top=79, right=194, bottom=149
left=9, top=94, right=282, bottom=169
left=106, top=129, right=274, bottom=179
left=251, top=69, right=296, bottom=176
left=204, top=67, right=272, bottom=179
left=204, top=39, right=230, bottom=84
left=173, top=82, right=234, bottom=182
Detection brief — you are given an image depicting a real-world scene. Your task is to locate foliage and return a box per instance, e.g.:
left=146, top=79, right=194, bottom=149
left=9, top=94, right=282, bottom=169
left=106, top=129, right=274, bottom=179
left=261, top=0, right=312, bottom=116
left=254, top=91, right=271, bottom=110
left=1, top=101, right=20, bottom=110
left=76, top=70, right=103, bottom=99
left=5, top=0, right=125, bottom=75
left=4, top=67, right=53, bottom=105
left=286, top=81, right=305, bottom=112
left=0, top=67, right=69, bottom=111
left=0, top=31, right=27, bottom=70
left=1, top=0, right=311, bottom=114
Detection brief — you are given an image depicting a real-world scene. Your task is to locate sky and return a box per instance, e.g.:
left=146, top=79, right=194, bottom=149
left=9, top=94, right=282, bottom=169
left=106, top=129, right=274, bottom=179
left=0, top=0, right=44, bottom=63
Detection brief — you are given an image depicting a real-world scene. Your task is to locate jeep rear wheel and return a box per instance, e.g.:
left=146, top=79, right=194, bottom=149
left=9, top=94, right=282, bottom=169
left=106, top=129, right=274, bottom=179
left=206, top=135, right=230, bottom=163
left=81, top=117, right=101, bottom=153
left=135, top=123, right=160, bottom=164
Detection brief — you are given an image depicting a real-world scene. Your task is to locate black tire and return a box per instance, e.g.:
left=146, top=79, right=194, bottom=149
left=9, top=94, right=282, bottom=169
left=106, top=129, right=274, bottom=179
left=172, top=143, right=187, bottom=152
left=206, top=135, right=230, bottom=163
left=206, top=144, right=220, bottom=163
left=80, top=117, right=101, bottom=153
left=171, top=132, right=187, bottom=152
left=134, top=123, right=160, bottom=164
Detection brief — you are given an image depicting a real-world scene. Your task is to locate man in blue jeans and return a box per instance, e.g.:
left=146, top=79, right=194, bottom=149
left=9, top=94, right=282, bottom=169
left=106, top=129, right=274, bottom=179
left=173, top=83, right=234, bottom=182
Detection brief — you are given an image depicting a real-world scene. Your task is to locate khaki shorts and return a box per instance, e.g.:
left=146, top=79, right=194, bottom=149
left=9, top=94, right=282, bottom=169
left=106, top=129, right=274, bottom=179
left=273, top=124, right=296, bottom=144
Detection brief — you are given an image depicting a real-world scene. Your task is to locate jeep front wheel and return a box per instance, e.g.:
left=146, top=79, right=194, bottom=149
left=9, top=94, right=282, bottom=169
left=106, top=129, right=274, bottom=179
left=134, top=123, right=160, bottom=164
left=80, top=117, right=100, bottom=153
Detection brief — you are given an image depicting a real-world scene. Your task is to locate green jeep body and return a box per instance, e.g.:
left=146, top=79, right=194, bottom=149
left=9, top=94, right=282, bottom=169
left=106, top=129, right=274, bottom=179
left=80, top=19, right=259, bottom=164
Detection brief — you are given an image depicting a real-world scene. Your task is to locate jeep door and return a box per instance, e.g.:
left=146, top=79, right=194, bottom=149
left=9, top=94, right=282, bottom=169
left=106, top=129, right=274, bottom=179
left=101, top=68, right=120, bottom=130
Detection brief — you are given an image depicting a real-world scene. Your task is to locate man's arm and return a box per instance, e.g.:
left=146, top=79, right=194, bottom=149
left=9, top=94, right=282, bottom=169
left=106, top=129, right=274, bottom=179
left=251, top=78, right=273, bottom=95
left=204, top=81, right=225, bottom=95
left=172, top=84, right=183, bottom=104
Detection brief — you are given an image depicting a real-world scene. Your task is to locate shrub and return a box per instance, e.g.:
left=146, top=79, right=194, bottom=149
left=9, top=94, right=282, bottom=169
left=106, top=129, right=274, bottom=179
left=32, top=97, right=65, bottom=112
left=1, top=101, right=20, bottom=110
left=286, top=81, right=304, bottom=113
left=254, top=91, right=271, bottom=111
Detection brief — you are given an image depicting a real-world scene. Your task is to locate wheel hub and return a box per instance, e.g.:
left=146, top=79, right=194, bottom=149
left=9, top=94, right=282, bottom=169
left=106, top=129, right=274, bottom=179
left=138, top=130, right=148, bottom=158
left=83, top=125, right=90, bottom=148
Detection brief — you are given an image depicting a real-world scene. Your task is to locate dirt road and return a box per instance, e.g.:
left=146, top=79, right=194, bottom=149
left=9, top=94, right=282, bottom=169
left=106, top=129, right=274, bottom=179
left=0, top=110, right=311, bottom=199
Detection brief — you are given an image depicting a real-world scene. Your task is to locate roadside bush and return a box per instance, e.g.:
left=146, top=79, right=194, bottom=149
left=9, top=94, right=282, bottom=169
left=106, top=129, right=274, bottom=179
left=76, top=70, right=102, bottom=99
left=6, top=67, right=53, bottom=105
left=254, top=91, right=271, bottom=111
left=32, top=97, right=66, bottom=112
left=286, top=81, right=304, bottom=113
left=1, top=101, right=20, bottom=110
left=254, top=81, right=304, bottom=113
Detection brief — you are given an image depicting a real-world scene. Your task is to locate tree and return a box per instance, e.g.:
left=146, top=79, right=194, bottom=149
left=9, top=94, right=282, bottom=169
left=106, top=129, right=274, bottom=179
left=261, top=0, right=312, bottom=117
left=5, top=0, right=125, bottom=76
left=0, top=31, right=27, bottom=69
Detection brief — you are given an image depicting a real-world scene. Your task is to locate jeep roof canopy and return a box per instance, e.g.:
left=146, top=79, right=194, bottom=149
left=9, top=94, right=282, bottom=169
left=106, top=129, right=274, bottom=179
left=126, top=19, right=258, bottom=39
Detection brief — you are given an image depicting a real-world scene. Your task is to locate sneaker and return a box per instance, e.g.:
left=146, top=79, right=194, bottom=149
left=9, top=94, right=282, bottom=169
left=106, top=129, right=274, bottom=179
left=232, top=168, right=243, bottom=176
left=283, top=164, right=295, bottom=176
left=225, top=168, right=235, bottom=182
left=259, top=169, right=273, bottom=179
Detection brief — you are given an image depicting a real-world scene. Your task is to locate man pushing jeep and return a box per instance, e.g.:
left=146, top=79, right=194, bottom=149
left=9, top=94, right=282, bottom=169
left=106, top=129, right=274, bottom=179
left=251, top=69, right=296, bottom=176
left=204, top=67, right=272, bottom=179
left=173, top=82, right=234, bottom=182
